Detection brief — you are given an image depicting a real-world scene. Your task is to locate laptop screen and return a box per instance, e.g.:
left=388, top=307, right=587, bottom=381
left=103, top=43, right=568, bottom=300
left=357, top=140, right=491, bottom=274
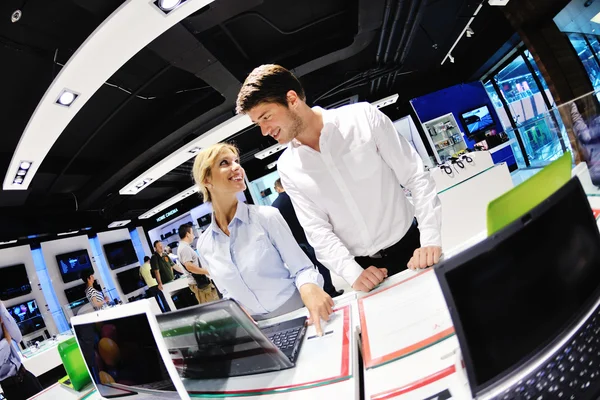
left=74, top=313, right=180, bottom=398
left=436, top=179, right=600, bottom=393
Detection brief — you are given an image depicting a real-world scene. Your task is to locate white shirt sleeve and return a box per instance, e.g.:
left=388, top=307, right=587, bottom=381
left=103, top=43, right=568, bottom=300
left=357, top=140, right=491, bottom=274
left=367, top=104, right=442, bottom=247
left=264, top=208, right=324, bottom=290
left=279, top=170, right=365, bottom=286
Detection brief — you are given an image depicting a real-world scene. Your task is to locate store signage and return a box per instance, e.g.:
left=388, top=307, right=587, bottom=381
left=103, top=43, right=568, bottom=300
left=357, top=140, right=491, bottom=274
left=156, top=208, right=178, bottom=223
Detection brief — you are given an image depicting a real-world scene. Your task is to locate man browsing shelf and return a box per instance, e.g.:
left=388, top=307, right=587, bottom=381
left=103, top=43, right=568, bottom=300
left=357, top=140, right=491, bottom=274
left=150, top=240, right=175, bottom=290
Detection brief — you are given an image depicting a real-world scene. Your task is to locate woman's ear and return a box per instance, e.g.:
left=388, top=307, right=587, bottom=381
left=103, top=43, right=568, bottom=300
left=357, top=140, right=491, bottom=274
left=204, top=177, right=213, bottom=189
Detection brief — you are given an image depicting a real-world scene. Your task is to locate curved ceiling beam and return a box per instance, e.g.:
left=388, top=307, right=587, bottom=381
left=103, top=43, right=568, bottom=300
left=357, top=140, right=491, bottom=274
left=3, top=0, right=215, bottom=191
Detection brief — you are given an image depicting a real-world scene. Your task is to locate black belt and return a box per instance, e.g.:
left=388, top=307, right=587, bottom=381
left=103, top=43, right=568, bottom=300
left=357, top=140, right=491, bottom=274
left=367, top=218, right=418, bottom=259
left=1, top=364, right=27, bottom=386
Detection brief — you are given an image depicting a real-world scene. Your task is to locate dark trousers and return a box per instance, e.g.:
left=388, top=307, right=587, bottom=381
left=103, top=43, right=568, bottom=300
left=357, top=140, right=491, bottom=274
left=146, top=285, right=171, bottom=312
left=354, top=219, right=421, bottom=276
left=1, top=366, right=43, bottom=400
left=299, top=243, right=338, bottom=296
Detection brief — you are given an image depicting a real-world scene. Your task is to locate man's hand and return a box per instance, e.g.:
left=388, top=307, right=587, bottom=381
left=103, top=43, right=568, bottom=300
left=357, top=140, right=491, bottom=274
left=158, top=284, right=163, bottom=291
left=299, top=283, right=334, bottom=336
left=407, top=246, right=442, bottom=270
left=352, top=266, right=388, bottom=293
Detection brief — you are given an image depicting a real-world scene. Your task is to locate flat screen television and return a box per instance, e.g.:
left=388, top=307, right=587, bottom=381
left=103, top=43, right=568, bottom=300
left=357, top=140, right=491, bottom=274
left=56, top=250, right=93, bottom=284
left=460, top=105, right=496, bottom=137
left=116, top=267, right=145, bottom=295
left=198, top=214, right=212, bottom=226
left=7, top=299, right=45, bottom=336
left=103, top=240, right=138, bottom=270
left=64, top=283, right=89, bottom=304
left=0, top=264, right=32, bottom=301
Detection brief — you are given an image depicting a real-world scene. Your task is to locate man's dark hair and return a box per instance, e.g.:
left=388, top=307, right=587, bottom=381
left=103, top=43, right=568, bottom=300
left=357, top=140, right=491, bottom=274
left=236, top=64, right=306, bottom=114
left=178, top=223, right=193, bottom=240
left=143, top=256, right=151, bottom=263
left=274, top=178, right=283, bottom=190
left=153, top=240, right=161, bottom=249
left=80, top=269, right=94, bottom=284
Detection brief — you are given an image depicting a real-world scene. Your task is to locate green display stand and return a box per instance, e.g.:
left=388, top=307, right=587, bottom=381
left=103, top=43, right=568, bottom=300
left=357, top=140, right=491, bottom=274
left=487, top=152, right=572, bottom=235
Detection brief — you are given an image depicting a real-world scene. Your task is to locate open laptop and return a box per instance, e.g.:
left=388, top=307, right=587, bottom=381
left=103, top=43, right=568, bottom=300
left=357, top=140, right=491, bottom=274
left=156, top=298, right=307, bottom=379
left=435, top=177, right=600, bottom=399
left=71, top=300, right=190, bottom=399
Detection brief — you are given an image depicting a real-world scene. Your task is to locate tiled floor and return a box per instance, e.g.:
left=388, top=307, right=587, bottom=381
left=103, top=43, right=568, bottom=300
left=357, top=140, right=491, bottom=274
left=511, top=167, right=543, bottom=186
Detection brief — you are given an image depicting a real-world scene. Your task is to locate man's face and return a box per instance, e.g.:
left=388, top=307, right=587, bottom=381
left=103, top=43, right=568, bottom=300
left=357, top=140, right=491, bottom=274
left=248, top=98, right=304, bottom=145
left=155, top=242, right=164, bottom=254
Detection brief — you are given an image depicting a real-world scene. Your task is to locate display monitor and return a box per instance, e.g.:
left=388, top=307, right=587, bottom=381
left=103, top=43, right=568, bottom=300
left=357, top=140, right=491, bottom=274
left=7, top=299, right=45, bottom=335
left=116, top=267, right=145, bottom=295
left=0, top=264, right=32, bottom=301
left=103, top=240, right=138, bottom=270
left=64, top=283, right=89, bottom=304
left=460, top=105, right=495, bottom=137
left=56, top=250, right=93, bottom=283
left=198, top=214, right=212, bottom=226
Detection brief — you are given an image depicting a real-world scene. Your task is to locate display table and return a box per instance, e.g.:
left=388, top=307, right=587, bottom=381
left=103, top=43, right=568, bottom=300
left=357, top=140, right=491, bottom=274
left=20, top=334, right=73, bottom=377
left=162, top=277, right=192, bottom=310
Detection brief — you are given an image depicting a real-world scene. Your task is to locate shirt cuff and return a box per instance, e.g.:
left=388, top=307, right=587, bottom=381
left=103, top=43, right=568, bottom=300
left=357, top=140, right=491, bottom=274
left=419, top=228, right=442, bottom=248
left=295, top=267, right=324, bottom=290
left=342, top=260, right=365, bottom=287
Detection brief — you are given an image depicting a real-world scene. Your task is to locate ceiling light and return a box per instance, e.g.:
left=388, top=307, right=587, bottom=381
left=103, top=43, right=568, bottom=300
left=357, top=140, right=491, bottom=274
left=0, top=240, right=17, bottom=245
left=255, top=143, right=287, bottom=160
left=139, top=186, right=199, bottom=219
left=372, top=94, right=399, bottom=109
left=449, top=55, right=455, bottom=63
left=57, top=230, right=79, bottom=236
left=119, top=114, right=251, bottom=195
left=188, top=147, right=202, bottom=154
left=441, top=3, right=483, bottom=65
left=20, top=161, right=31, bottom=170
left=488, top=0, right=510, bottom=5
left=13, top=177, right=23, bottom=184
left=56, top=90, right=79, bottom=107
left=108, top=220, right=131, bottom=228
left=267, top=161, right=278, bottom=169
left=154, top=0, right=189, bottom=14
left=16, top=170, right=26, bottom=176
left=466, top=27, right=474, bottom=38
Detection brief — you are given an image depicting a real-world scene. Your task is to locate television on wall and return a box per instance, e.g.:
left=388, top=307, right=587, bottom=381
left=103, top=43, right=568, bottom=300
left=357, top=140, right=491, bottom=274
left=56, top=250, right=93, bottom=284
left=116, top=267, right=145, bottom=295
left=103, top=240, right=138, bottom=270
left=7, top=299, right=45, bottom=336
left=64, top=283, right=89, bottom=304
left=0, top=264, right=32, bottom=301
left=460, top=105, right=496, bottom=137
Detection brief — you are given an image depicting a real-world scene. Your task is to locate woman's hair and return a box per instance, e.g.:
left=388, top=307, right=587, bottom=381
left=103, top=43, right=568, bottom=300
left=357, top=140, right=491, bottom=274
left=80, top=269, right=94, bottom=284
left=192, top=143, right=240, bottom=202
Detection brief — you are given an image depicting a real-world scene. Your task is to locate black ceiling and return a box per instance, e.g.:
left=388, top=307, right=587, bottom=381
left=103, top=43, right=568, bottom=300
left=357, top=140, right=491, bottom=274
left=0, top=0, right=516, bottom=240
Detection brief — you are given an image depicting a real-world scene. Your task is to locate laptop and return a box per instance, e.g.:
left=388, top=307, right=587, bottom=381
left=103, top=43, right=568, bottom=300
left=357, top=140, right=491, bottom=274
left=71, top=300, right=190, bottom=399
left=435, top=177, right=600, bottom=399
left=156, top=298, right=307, bottom=379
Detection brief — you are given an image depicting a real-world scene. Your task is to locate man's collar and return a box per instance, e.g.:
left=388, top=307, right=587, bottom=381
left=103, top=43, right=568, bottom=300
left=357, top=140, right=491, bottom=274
left=291, top=106, right=334, bottom=148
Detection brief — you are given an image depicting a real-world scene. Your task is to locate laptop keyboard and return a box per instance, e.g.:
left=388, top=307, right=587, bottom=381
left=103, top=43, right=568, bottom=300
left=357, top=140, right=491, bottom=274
left=498, top=312, right=600, bottom=400
left=267, top=326, right=302, bottom=354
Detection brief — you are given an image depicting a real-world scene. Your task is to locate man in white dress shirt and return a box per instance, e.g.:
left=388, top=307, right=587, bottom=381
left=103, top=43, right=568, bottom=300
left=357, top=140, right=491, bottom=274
left=236, top=64, right=442, bottom=293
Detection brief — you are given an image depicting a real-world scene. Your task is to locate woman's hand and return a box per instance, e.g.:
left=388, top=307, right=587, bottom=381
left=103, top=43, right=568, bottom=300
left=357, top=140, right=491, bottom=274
left=299, top=284, right=334, bottom=336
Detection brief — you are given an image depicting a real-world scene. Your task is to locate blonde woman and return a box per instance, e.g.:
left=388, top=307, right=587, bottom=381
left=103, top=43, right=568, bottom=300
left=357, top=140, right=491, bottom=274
left=193, top=143, right=333, bottom=335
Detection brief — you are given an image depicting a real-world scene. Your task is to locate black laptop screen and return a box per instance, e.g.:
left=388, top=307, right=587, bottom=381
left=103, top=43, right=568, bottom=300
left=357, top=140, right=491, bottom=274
left=437, top=179, right=600, bottom=391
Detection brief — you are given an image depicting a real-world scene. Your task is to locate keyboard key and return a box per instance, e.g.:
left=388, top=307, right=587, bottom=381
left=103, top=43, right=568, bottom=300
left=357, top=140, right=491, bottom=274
left=580, top=381, right=591, bottom=391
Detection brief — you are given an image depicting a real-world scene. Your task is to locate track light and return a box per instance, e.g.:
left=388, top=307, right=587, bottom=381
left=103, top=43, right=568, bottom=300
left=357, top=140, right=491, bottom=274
left=267, top=161, right=278, bottom=169
left=466, top=27, right=474, bottom=38
left=55, top=90, right=79, bottom=107
left=20, top=161, right=31, bottom=170
left=255, top=143, right=286, bottom=160
left=449, top=55, right=455, bottom=64
left=108, top=220, right=131, bottom=228
left=188, top=147, right=201, bottom=154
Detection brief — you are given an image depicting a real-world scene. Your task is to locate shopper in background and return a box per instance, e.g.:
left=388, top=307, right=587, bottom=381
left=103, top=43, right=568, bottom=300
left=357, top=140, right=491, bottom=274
left=272, top=178, right=343, bottom=297
left=237, top=64, right=442, bottom=293
left=0, top=301, right=43, bottom=399
left=177, top=223, right=220, bottom=304
left=192, top=143, right=333, bottom=335
left=140, top=256, right=171, bottom=312
left=81, top=270, right=108, bottom=311
left=150, top=241, right=175, bottom=290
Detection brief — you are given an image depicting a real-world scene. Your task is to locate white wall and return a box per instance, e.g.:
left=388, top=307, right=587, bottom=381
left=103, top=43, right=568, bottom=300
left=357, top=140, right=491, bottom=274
left=97, top=229, right=145, bottom=303
left=135, top=226, right=152, bottom=256
left=41, top=235, right=104, bottom=314
left=394, top=116, right=435, bottom=168
left=0, top=245, right=57, bottom=337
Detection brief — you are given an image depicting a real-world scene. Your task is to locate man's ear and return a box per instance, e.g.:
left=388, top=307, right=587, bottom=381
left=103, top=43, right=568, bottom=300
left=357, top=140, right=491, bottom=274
left=287, top=90, right=300, bottom=108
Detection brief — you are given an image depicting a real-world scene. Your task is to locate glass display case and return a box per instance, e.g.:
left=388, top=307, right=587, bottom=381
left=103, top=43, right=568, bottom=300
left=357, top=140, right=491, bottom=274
left=422, top=113, right=468, bottom=163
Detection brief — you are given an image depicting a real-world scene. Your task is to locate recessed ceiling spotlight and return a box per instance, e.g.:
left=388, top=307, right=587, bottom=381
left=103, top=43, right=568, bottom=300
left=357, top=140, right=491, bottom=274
left=13, top=177, right=23, bottom=184
left=56, top=90, right=79, bottom=107
left=154, top=0, right=188, bottom=14
left=16, top=170, right=26, bottom=176
left=188, top=147, right=202, bottom=154
left=20, top=161, right=31, bottom=170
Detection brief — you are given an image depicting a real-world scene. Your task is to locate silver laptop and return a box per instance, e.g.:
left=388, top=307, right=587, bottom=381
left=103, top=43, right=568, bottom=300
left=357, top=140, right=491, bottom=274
left=71, top=300, right=190, bottom=399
